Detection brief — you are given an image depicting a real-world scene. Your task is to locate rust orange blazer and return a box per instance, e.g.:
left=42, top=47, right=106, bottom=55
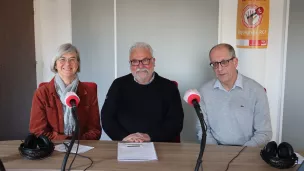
left=29, top=78, right=101, bottom=140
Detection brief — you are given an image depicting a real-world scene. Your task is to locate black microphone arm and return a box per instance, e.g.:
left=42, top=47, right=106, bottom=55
left=61, top=100, right=80, bottom=171
left=192, top=100, right=207, bottom=171
left=0, top=159, right=6, bottom=171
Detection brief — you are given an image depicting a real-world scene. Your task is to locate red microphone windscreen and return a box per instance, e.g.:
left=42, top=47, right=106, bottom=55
left=183, top=89, right=201, bottom=105
left=65, top=92, right=80, bottom=107
left=187, top=94, right=200, bottom=105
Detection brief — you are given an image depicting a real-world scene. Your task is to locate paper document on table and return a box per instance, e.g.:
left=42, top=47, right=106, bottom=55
left=55, top=143, right=94, bottom=154
left=117, top=142, right=158, bottom=161
left=296, top=152, right=304, bottom=164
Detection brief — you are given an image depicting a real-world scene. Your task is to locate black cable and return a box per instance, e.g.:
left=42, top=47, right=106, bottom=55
left=225, top=146, right=247, bottom=171
left=63, top=143, right=94, bottom=171
left=193, top=100, right=207, bottom=171
left=68, top=130, right=80, bottom=170
left=61, top=105, right=79, bottom=171
left=77, top=153, right=94, bottom=171
left=0, top=159, right=6, bottom=171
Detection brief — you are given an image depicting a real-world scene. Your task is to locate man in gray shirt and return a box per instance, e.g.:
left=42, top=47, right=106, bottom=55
left=196, top=43, right=272, bottom=147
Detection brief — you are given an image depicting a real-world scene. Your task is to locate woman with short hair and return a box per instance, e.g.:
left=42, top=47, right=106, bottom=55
left=29, top=43, right=101, bottom=140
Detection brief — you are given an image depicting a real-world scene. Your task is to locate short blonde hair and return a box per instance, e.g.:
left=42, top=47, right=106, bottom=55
left=51, top=43, right=81, bottom=73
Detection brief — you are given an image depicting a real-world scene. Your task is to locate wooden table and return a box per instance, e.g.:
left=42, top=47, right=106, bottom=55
left=0, top=140, right=302, bottom=171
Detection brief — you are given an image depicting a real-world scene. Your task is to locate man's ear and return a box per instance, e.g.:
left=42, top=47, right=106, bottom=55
left=152, top=58, right=156, bottom=66
left=233, top=57, right=238, bottom=68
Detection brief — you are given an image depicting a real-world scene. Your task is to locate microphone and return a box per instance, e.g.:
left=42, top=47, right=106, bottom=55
left=61, top=92, right=80, bottom=171
left=0, top=159, right=5, bottom=171
left=65, top=92, right=80, bottom=108
left=184, top=89, right=207, bottom=171
left=183, top=89, right=201, bottom=107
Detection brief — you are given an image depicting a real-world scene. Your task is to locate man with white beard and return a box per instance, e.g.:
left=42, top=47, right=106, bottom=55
left=101, top=42, right=184, bottom=143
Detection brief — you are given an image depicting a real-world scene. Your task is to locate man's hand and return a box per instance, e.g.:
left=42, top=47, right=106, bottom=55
left=122, top=133, right=151, bottom=142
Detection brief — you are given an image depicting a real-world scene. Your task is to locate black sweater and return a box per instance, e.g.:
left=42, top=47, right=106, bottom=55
left=101, top=72, right=184, bottom=142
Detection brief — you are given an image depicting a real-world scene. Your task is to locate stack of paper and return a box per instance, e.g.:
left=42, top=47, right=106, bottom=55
left=117, top=142, right=158, bottom=161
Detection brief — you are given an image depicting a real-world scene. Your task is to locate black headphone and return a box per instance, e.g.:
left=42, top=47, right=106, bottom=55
left=19, top=133, right=54, bottom=160
left=260, top=141, right=298, bottom=169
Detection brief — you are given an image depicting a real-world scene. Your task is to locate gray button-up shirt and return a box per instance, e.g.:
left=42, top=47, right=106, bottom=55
left=196, top=73, right=272, bottom=147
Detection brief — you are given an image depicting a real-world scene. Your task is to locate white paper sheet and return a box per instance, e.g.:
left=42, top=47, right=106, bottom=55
left=117, top=142, right=158, bottom=161
left=296, top=152, right=304, bottom=164
left=55, top=143, right=94, bottom=154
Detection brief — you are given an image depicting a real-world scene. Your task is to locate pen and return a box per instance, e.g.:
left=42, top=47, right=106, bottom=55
left=125, top=144, right=142, bottom=147
left=126, top=145, right=141, bottom=147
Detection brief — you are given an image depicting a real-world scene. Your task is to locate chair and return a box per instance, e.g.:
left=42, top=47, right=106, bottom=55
left=172, top=80, right=181, bottom=143
left=172, top=80, right=178, bottom=87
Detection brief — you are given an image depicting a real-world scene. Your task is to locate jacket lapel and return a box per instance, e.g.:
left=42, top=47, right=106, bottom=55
left=77, top=81, right=88, bottom=105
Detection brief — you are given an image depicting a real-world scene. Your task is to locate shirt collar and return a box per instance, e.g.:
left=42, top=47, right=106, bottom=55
left=213, top=72, right=243, bottom=91
left=134, top=72, right=155, bottom=85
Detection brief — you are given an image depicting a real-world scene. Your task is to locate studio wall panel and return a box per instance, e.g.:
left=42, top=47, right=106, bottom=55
left=72, top=0, right=115, bottom=140
left=282, top=0, right=304, bottom=151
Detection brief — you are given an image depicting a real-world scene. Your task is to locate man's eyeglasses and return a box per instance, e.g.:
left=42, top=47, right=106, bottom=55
left=209, top=57, right=235, bottom=69
left=129, top=58, right=153, bottom=66
left=57, top=57, right=77, bottom=64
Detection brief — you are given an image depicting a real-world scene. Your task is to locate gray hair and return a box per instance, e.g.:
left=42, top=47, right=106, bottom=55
left=51, top=43, right=81, bottom=73
left=209, top=43, right=236, bottom=58
left=129, top=42, right=154, bottom=57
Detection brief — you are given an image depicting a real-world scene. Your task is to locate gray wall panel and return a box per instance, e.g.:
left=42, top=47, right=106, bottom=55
left=282, top=0, right=304, bottom=151
left=72, top=0, right=115, bottom=140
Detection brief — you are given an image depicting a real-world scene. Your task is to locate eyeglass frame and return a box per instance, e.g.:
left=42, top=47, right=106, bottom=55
left=209, top=57, right=235, bottom=69
left=57, top=57, right=78, bottom=64
left=129, top=57, right=154, bottom=66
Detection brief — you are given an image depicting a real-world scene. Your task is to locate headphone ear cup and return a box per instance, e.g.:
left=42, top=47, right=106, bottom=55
left=37, top=135, right=54, bottom=154
left=261, top=141, right=298, bottom=169
left=37, top=135, right=50, bottom=149
left=19, top=134, right=54, bottom=160
left=278, top=142, right=294, bottom=159
left=23, top=133, right=38, bottom=149
left=264, top=141, right=278, bottom=157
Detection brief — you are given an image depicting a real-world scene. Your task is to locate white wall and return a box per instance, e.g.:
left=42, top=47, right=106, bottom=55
left=282, top=0, right=304, bottom=151
left=71, top=0, right=115, bottom=141
left=219, top=0, right=289, bottom=142
left=35, top=0, right=289, bottom=143
left=34, top=0, right=72, bottom=85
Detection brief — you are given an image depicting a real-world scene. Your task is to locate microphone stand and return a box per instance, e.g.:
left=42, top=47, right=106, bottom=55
left=61, top=100, right=79, bottom=171
left=192, top=100, right=207, bottom=171
left=0, top=159, right=6, bottom=171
